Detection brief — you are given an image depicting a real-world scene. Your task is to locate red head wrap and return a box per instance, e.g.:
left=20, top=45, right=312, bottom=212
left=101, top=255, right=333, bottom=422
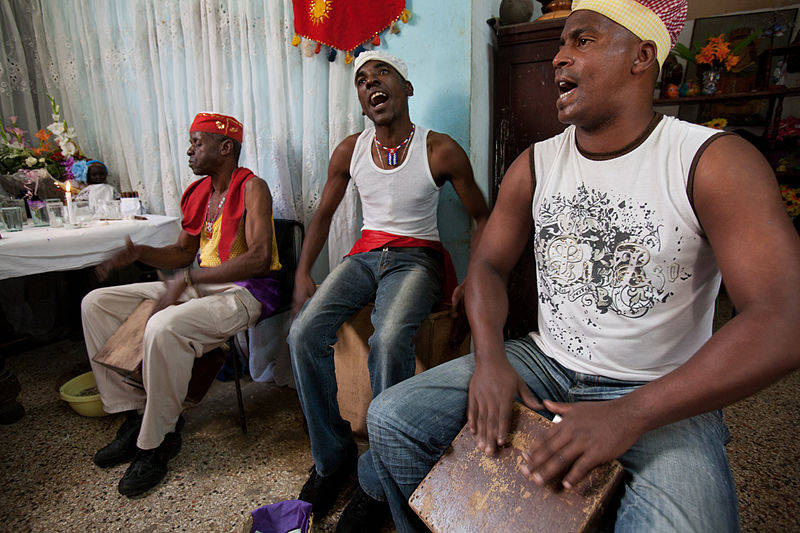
left=190, top=112, right=244, bottom=144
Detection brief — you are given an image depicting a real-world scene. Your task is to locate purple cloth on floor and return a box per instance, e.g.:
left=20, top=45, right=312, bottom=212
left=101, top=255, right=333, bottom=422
left=250, top=500, right=312, bottom=533
left=235, top=274, right=280, bottom=321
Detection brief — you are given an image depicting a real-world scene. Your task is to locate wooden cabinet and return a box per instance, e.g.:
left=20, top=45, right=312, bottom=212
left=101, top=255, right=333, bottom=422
left=491, top=18, right=566, bottom=338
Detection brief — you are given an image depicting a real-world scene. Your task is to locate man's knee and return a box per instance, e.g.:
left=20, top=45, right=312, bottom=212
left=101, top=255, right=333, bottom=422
left=81, top=287, right=107, bottom=318
left=142, top=312, right=174, bottom=349
left=368, top=322, right=413, bottom=356
left=288, top=308, right=316, bottom=355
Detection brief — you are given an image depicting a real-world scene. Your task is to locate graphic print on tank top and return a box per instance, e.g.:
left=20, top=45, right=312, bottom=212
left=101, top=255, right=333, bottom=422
left=535, top=184, right=696, bottom=360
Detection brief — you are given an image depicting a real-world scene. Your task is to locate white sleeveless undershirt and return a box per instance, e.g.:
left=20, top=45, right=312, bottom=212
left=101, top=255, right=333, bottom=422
left=350, top=126, right=442, bottom=241
left=530, top=115, right=726, bottom=381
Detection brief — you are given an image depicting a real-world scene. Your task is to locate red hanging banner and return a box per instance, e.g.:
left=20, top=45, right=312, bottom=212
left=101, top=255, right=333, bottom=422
left=292, top=0, right=406, bottom=52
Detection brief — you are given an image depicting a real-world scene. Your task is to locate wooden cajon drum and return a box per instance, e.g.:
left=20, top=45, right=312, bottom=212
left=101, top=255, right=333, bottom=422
left=92, top=300, right=156, bottom=375
left=409, top=404, right=625, bottom=532
left=91, top=299, right=226, bottom=403
left=333, top=304, right=471, bottom=437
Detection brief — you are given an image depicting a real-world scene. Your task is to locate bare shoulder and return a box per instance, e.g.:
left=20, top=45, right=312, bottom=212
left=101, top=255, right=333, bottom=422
left=426, top=130, right=461, bottom=154
left=244, top=176, right=272, bottom=205
left=329, top=132, right=361, bottom=173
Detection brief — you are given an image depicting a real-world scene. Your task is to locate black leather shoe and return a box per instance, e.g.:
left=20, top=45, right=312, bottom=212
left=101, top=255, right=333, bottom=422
left=117, top=419, right=183, bottom=497
left=93, top=411, right=143, bottom=468
left=335, top=486, right=391, bottom=533
left=298, top=441, right=358, bottom=517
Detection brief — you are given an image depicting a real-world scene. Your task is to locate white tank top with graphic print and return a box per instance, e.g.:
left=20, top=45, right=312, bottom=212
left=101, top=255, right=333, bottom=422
left=530, top=114, right=726, bottom=381
left=350, top=126, right=442, bottom=241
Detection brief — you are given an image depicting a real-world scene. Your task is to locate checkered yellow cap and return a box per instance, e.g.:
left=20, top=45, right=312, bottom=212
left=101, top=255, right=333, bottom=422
left=572, top=0, right=687, bottom=67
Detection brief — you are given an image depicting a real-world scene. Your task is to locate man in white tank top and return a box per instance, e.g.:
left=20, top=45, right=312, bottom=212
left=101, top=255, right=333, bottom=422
left=287, top=51, right=489, bottom=530
left=366, top=2, right=800, bottom=532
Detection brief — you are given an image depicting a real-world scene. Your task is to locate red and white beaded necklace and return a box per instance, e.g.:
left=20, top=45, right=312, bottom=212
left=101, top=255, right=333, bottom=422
left=374, top=125, right=415, bottom=166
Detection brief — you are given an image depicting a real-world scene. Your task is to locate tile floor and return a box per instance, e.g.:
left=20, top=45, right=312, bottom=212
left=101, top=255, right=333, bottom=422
left=1, top=338, right=798, bottom=532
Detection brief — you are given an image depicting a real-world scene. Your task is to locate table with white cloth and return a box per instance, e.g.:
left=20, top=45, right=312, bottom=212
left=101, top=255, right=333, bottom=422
left=0, top=215, right=180, bottom=424
left=0, top=215, right=181, bottom=280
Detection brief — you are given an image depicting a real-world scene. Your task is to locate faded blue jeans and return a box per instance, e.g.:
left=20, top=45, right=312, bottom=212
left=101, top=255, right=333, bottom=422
left=367, top=336, right=740, bottom=532
left=288, top=247, right=442, bottom=500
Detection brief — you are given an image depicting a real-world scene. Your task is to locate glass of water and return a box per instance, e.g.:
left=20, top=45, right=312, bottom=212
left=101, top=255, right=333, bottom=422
left=47, top=200, right=65, bottom=227
left=1, top=206, right=24, bottom=231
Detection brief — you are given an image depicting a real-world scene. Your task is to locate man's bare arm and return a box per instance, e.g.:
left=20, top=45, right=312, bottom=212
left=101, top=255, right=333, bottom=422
left=428, top=132, right=490, bottom=247
left=464, top=148, right=543, bottom=454
left=522, top=135, right=800, bottom=489
left=292, top=134, right=358, bottom=314
left=96, top=231, right=199, bottom=280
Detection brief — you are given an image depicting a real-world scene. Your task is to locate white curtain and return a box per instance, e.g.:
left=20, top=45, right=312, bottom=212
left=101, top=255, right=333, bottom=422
left=0, top=0, right=363, bottom=272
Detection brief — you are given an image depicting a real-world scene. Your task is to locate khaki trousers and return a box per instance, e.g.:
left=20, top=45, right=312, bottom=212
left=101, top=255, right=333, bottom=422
left=81, top=281, right=261, bottom=449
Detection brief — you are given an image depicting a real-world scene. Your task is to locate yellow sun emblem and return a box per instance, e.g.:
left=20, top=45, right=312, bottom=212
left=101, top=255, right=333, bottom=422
left=308, top=0, right=333, bottom=25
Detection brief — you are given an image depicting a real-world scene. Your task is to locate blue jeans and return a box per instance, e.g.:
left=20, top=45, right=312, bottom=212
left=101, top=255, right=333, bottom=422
left=288, top=247, right=443, bottom=500
left=367, top=336, right=740, bottom=532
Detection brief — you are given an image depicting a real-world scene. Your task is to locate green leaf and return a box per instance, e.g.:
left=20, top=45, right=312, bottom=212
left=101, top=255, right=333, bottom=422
left=731, top=30, right=761, bottom=56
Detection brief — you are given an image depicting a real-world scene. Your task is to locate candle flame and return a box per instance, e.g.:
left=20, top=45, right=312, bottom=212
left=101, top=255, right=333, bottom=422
left=66, top=181, right=71, bottom=193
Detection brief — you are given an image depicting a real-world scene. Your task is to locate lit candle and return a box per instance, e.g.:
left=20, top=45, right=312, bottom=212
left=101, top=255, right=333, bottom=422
left=65, top=180, right=75, bottom=226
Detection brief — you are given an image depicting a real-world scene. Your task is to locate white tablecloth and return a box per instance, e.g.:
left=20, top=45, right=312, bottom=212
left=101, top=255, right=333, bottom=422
left=0, top=215, right=181, bottom=280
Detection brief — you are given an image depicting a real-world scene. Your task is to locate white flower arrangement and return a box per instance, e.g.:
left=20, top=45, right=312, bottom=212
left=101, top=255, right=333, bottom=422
left=45, top=95, right=80, bottom=159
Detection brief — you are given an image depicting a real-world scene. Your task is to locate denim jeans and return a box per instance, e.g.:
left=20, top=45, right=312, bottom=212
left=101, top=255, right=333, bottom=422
left=288, top=247, right=442, bottom=500
left=367, top=336, right=740, bottom=532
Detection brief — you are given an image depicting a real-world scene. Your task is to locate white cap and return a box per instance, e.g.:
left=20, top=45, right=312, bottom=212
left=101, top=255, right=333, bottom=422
left=352, top=51, right=409, bottom=83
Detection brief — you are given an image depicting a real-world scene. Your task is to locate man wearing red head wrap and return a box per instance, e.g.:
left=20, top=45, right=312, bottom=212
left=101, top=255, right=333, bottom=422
left=81, top=112, right=282, bottom=497
left=367, top=2, right=800, bottom=531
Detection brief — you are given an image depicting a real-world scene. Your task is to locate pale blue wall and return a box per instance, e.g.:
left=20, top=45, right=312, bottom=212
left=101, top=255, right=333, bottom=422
left=380, top=0, right=475, bottom=279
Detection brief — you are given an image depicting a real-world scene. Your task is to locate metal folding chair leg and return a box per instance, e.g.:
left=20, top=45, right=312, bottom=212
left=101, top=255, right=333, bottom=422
left=228, top=339, right=247, bottom=434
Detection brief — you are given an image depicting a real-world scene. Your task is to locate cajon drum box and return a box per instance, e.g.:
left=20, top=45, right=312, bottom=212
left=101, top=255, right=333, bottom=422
left=333, top=304, right=471, bottom=437
left=92, top=300, right=155, bottom=375
left=409, top=404, right=625, bottom=533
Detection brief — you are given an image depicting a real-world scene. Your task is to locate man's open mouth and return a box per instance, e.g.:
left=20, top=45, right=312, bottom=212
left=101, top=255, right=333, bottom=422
left=370, top=91, right=389, bottom=107
left=557, top=79, right=578, bottom=100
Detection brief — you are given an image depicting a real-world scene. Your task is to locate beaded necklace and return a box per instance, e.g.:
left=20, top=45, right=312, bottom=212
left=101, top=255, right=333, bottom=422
left=374, top=125, right=415, bottom=166
left=204, top=191, right=227, bottom=239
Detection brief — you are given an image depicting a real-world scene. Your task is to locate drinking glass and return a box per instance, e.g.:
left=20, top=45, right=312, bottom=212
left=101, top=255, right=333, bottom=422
left=1, top=206, right=24, bottom=231
left=1, top=198, right=27, bottom=223
left=73, top=200, right=92, bottom=225
left=94, top=199, right=121, bottom=220
left=47, top=201, right=65, bottom=227
left=27, top=199, right=50, bottom=227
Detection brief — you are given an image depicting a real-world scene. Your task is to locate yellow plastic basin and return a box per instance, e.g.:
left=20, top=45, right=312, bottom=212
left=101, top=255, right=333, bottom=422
left=59, top=371, right=109, bottom=417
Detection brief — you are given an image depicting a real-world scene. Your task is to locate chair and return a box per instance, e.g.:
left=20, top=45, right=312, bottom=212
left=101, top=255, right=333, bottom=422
left=186, top=218, right=304, bottom=433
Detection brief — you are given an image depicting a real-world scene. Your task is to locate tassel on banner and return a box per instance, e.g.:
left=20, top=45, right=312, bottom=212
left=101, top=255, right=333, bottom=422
left=353, top=45, right=365, bottom=58
left=401, top=8, right=411, bottom=23
left=301, top=38, right=314, bottom=57
left=345, top=51, right=354, bottom=64
left=291, top=34, right=301, bottom=47
left=371, top=35, right=381, bottom=46
left=314, top=42, right=322, bottom=54
left=328, top=47, right=337, bottom=62
left=389, top=21, right=400, bottom=34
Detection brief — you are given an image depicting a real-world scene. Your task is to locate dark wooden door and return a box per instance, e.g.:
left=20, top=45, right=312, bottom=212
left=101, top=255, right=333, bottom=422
left=492, top=18, right=567, bottom=339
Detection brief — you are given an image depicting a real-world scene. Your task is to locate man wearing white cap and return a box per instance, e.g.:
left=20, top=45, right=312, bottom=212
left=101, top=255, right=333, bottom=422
left=367, top=1, right=800, bottom=531
left=288, top=51, right=489, bottom=529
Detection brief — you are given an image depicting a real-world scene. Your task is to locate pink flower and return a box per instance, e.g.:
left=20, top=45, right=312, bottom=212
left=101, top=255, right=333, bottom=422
left=8, top=115, right=18, bottom=124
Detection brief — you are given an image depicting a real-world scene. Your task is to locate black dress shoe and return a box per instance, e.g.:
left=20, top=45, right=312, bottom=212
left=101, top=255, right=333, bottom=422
left=117, top=420, right=183, bottom=497
left=298, top=441, right=358, bottom=517
left=335, top=486, right=391, bottom=533
left=93, top=411, right=143, bottom=468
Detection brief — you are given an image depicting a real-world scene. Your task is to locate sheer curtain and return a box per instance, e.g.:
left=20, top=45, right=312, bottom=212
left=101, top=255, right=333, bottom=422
left=0, top=0, right=363, bottom=272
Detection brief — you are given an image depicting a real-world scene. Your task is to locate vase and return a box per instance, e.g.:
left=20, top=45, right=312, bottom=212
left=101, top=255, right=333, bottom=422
left=499, top=0, right=534, bottom=25
left=702, top=68, right=721, bottom=95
